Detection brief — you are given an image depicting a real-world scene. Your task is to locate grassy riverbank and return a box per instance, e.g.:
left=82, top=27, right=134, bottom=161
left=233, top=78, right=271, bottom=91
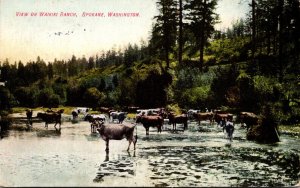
left=279, top=124, right=300, bottom=137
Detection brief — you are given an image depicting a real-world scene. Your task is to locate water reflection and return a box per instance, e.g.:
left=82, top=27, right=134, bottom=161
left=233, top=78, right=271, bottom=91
left=36, top=128, right=61, bottom=137
left=94, top=150, right=137, bottom=183
left=0, top=118, right=299, bottom=186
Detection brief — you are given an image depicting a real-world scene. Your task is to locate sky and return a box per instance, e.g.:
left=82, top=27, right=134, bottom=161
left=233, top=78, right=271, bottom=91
left=0, top=0, right=249, bottom=64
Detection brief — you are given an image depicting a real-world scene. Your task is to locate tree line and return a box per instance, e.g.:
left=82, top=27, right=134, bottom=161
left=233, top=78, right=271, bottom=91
left=0, top=0, right=299, bottom=125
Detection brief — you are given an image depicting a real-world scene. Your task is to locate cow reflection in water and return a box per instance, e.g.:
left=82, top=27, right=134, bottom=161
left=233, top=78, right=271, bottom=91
left=93, top=121, right=137, bottom=152
left=104, top=150, right=136, bottom=162
left=36, top=128, right=61, bottom=137
left=94, top=150, right=136, bottom=183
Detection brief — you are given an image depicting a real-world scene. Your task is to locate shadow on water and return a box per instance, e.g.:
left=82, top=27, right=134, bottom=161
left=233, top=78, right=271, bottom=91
left=84, top=132, right=100, bottom=141
left=0, top=130, right=9, bottom=140
left=36, top=128, right=61, bottom=137
left=93, top=150, right=137, bottom=183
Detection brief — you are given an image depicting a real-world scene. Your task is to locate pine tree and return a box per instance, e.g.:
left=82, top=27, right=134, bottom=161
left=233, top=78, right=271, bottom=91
left=150, top=0, right=178, bottom=69
left=185, top=0, right=219, bottom=71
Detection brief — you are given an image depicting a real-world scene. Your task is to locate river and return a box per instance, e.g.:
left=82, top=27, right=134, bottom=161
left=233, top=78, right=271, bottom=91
left=0, top=113, right=299, bottom=187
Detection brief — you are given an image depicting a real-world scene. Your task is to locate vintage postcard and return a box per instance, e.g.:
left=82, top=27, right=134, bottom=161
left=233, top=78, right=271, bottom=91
left=0, top=0, right=300, bottom=187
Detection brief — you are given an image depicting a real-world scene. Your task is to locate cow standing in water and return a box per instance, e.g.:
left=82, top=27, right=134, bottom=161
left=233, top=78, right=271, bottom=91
left=26, top=109, right=33, bottom=126
left=168, top=112, right=188, bottom=131
left=71, top=110, right=79, bottom=120
left=110, top=111, right=127, bottom=124
left=239, top=112, right=259, bottom=131
left=95, top=121, right=137, bottom=152
left=85, top=114, right=106, bottom=133
left=136, top=114, right=163, bottom=135
left=37, top=109, right=64, bottom=129
left=193, top=112, right=214, bottom=126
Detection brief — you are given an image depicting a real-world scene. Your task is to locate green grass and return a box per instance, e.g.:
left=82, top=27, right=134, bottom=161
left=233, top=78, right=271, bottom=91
left=12, top=106, right=76, bottom=115
left=127, top=113, right=136, bottom=119
left=279, top=124, right=300, bottom=135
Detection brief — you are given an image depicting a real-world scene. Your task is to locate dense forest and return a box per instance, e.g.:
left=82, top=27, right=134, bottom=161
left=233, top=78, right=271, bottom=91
left=0, top=0, right=299, bottom=125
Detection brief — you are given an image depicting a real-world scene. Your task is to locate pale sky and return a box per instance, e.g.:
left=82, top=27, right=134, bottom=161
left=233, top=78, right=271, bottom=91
left=0, top=0, right=248, bottom=63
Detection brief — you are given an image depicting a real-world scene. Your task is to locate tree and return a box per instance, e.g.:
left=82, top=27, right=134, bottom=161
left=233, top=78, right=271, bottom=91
left=17, top=61, right=26, bottom=86
left=185, top=0, right=219, bottom=70
left=88, top=57, right=95, bottom=70
left=150, top=0, right=178, bottom=69
left=251, top=0, right=257, bottom=61
left=178, top=0, right=184, bottom=65
left=14, top=86, right=38, bottom=107
left=124, top=43, right=137, bottom=66
left=83, top=87, right=106, bottom=108
left=68, top=55, right=78, bottom=77
left=47, top=63, right=53, bottom=80
left=0, top=87, right=17, bottom=110
left=136, top=70, right=172, bottom=108
left=246, top=0, right=300, bottom=77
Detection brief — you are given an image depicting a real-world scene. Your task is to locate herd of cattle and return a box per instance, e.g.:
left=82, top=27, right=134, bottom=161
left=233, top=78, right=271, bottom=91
left=23, top=107, right=259, bottom=151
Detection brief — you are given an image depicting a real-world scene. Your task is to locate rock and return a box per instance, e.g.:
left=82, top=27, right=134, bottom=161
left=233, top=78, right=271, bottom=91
left=246, top=114, right=280, bottom=144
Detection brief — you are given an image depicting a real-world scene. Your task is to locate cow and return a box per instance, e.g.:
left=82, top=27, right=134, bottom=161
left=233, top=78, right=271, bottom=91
left=158, top=108, right=168, bottom=119
left=168, top=112, right=188, bottom=131
left=214, top=110, right=233, bottom=125
left=85, top=114, right=106, bottom=122
left=71, top=110, right=79, bottom=120
left=239, top=112, right=259, bottom=131
left=26, top=109, right=33, bottom=126
left=85, top=114, right=107, bottom=133
left=95, top=121, right=137, bottom=152
left=76, top=107, right=89, bottom=113
left=187, top=109, right=201, bottom=120
left=136, top=115, right=163, bottom=135
left=71, top=107, right=90, bottom=120
left=36, top=109, right=64, bottom=129
left=110, top=111, right=127, bottom=124
left=98, top=107, right=114, bottom=116
left=193, top=112, right=214, bottom=125
left=136, top=109, right=160, bottom=117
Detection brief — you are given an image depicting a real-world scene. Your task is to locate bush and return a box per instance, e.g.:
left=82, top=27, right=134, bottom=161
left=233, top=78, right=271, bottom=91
left=181, top=86, right=211, bottom=109
left=0, top=87, right=18, bottom=110
left=14, top=87, right=38, bottom=107
left=166, top=103, right=182, bottom=114
left=37, top=88, right=61, bottom=108
left=83, top=87, right=106, bottom=108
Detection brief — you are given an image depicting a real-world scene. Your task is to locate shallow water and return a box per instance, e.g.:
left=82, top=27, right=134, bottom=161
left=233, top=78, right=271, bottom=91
left=0, top=117, right=299, bottom=187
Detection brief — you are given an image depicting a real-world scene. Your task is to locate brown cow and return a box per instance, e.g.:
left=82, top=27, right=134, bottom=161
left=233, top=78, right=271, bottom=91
left=96, top=121, right=137, bottom=151
left=239, top=112, right=259, bottom=131
left=99, top=107, right=113, bottom=114
left=136, top=115, right=163, bottom=135
left=37, top=109, right=64, bottom=129
left=214, top=110, right=233, bottom=125
left=168, top=112, right=188, bottom=130
left=193, top=112, right=214, bottom=125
